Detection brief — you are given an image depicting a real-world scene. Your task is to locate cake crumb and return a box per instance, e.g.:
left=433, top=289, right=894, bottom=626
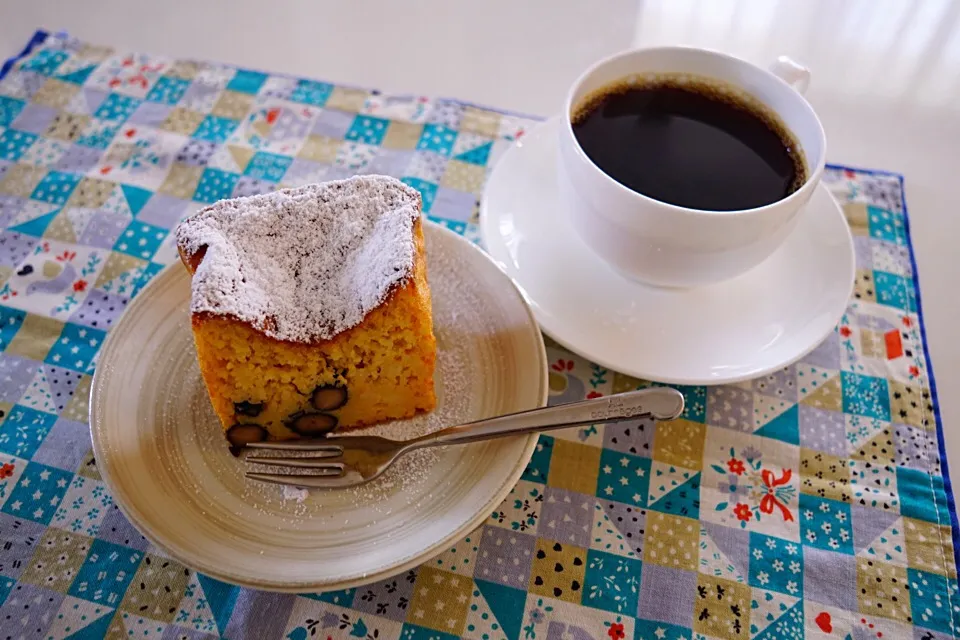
left=282, top=485, right=309, bottom=503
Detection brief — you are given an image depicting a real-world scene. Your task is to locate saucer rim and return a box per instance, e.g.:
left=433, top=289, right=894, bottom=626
left=480, top=116, right=855, bottom=386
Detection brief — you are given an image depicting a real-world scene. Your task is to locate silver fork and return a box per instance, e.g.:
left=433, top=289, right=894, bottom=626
left=245, top=386, right=684, bottom=488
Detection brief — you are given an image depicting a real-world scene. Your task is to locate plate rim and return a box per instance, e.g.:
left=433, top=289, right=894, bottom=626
left=89, top=220, right=548, bottom=592
left=479, top=115, right=855, bottom=386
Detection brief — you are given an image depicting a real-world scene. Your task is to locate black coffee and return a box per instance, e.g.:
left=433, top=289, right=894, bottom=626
left=572, top=78, right=806, bottom=211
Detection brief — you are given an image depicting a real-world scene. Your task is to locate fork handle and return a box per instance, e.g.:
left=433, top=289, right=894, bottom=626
left=415, top=387, right=684, bottom=448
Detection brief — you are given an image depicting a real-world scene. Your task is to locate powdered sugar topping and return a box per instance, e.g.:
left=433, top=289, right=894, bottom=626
left=175, top=175, right=421, bottom=343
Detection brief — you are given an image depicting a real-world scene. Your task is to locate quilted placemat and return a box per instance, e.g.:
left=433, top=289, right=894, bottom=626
left=0, top=30, right=957, bottom=640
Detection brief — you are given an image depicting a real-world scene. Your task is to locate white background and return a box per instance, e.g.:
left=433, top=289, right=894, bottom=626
left=3, top=0, right=960, bottom=490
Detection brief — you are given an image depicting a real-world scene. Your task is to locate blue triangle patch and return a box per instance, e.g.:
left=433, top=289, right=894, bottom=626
left=122, top=184, right=153, bottom=216
left=58, top=65, right=96, bottom=85
left=475, top=579, right=525, bottom=640
left=400, top=624, right=459, bottom=640
left=454, top=142, right=492, bottom=165
left=63, top=611, right=115, bottom=640
left=196, top=573, right=241, bottom=635
left=0, top=578, right=12, bottom=606
left=634, top=620, right=692, bottom=640
left=648, top=473, right=701, bottom=519
left=753, top=601, right=804, bottom=640
left=755, top=404, right=799, bottom=445
left=9, top=209, right=58, bottom=237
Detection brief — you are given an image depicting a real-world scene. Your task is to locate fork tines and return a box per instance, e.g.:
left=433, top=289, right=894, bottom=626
left=244, top=442, right=348, bottom=486
left=246, top=440, right=343, bottom=451
left=246, top=444, right=342, bottom=467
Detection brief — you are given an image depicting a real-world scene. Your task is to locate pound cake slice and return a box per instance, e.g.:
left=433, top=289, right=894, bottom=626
left=175, top=175, right=437, bottom=450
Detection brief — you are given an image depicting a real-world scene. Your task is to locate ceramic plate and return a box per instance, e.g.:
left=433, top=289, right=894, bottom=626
left=480, top=116, right=855, bottom=385
left=90, top=222, right=547, bottom=592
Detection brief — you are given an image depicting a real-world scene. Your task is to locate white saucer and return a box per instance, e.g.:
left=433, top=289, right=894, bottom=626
left=480, top=116, right=855, bottom=385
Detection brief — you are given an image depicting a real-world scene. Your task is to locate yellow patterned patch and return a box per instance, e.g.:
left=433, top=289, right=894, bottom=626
left=102, top=143, right=136, bottom=169
left=431, top=528, right=481, bottom=575
left=440, top=159, right=486, bottom=194
left=548, top=371, right=570, bottom=394
left=693, top=574, right=751, bottom=640
left=547, top=439, right=601, bottom=495
left=19, top=529, right=92, bottom=592
left=0, top=163, right=47, bottom=198
left=31, top=78, right=81, bottom=109
left=76, top=449, right=101, bottom=481
left=165, top=62, right=199, bottom=80
left=469, top=198, right=480, bottom=225
left=6, top=314, right=65, bottom=361
left=611, top=372, right=644, bottom=394
left=851, top=429, right=896, bottom=466
left=94, top=253, right=147, bottom=289
left=211, top=90, right=254, bottom=120
left=406, top=566, right=473, bottom=635
left=860, top=329, right=887, bottom=359
left=382, top=121, right=423, bottom=150
left=844, top=201, right=869, bottom=234
left=889, top=380, right=934, bottom=430
left=529, top=538, right=586, bottom=603
left=160, top=107, right=206, bottom=136
left=800, top=375, right=843, bottom=412
left=66, top=177, right=115, bottom=209
left=226, top=144, right=254, bottom=173
left=644, top=512, right=699, bottom=571
left=326, top=86, right=369, bottom=113
left=103, top=616, right=128, bottom=640
left=61, top=374, right=93, bottom=423
left=297, top=135, right=341, bottom=163
left=904, top=517, right=957, bottom=578
left=76, top=43, right=114, bottom=62
left=857, top=558, right=911, bottom=621
left=45, top=112, right=90, bottom=143
left=43, top=211, right=76, bottom=243
left=653, top=419, right=706, bottom=471
left=854, top=269, right=877, bottom=303
left=119, top=554, right=190, bottom=622
left=800, top=448, right=851, bottom=503
left=157, top=162, right=204, bottom=199
left=461, top=106, right=502, bottom=137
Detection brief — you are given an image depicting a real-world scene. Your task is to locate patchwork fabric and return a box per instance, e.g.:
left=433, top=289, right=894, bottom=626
left=0, top=31, right=957, bottom=639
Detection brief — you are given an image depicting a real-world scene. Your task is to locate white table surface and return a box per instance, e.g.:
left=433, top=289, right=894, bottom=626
left=3, top=0, right=959, bottom=488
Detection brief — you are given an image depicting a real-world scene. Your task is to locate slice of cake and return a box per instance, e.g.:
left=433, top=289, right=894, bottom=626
left=175, top=175, right=437, bottom=451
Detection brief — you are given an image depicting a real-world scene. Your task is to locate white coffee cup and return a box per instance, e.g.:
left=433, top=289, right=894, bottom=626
left=557, top=47, right=826, bottom=287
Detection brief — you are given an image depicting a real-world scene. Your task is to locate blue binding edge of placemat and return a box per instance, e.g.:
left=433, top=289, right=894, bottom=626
left=826, top=162, right=960, bottom=578
left=0, top=29, right=50, bottom=82
left=4, top=29, right=959, bottom=584
left=902, top=170, right=960, bottom=578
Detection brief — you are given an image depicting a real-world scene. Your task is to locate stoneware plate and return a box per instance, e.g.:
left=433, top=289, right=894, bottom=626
left=480, top=116, right=855, bottom=385
left=90, top=222, right=548, bottom=592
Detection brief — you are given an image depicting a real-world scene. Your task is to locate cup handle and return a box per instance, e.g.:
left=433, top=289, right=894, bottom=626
left=769, top=56, right=810, bottom=95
